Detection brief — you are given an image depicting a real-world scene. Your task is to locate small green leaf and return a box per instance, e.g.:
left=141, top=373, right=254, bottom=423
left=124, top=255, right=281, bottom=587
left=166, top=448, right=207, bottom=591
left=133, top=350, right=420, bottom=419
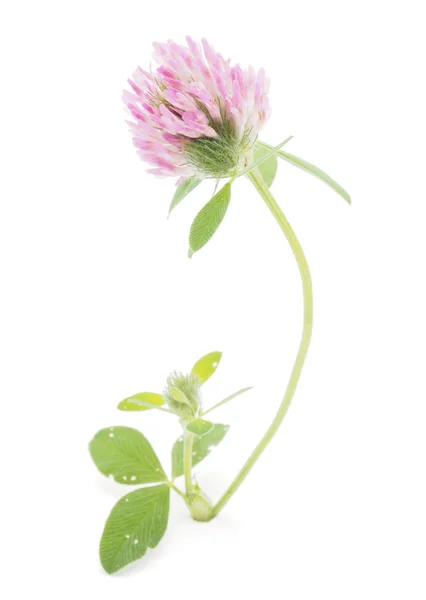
left=118, top=392, right=165, bottom=412
left=168, top=176, right=201, bottom=216
left=89, top=426, right=166, bottom=484
left=189, top=183, right=231, bottom=253
left=254, top=144, right=278, bottom=187
left=202, top=386, right=253, bottom=416
left=186, top=419, right=214, bottom=436
left=100, top=485, right=170, bottom=574
left=191, top=351, right=222, bottom=384
left=172, top=423, right=229, bottom=478
left=169, top=387, right=192, bottom=408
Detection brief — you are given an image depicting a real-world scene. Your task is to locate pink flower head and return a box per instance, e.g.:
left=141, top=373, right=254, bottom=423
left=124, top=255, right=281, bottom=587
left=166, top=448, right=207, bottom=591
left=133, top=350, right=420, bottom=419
left=123, top=37, right=271, bottom=180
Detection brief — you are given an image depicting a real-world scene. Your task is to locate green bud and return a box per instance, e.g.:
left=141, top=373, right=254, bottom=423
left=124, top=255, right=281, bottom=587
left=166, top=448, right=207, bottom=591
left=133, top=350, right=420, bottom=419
left=163, top=371, right=201, bottom=417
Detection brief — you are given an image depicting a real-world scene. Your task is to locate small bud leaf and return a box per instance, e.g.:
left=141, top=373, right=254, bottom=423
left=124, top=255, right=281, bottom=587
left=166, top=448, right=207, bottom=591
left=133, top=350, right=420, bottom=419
left=169, top=387, right=193, bottom=408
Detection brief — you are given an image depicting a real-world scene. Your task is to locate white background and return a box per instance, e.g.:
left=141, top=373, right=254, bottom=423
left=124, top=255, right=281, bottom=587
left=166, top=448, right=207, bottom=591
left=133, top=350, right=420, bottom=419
left=1, top=0, right=425, bottom=597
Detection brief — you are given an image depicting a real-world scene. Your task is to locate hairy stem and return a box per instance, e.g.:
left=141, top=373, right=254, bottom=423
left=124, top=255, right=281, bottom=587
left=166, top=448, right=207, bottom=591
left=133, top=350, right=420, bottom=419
left=211, top=168, right=313, bottom=517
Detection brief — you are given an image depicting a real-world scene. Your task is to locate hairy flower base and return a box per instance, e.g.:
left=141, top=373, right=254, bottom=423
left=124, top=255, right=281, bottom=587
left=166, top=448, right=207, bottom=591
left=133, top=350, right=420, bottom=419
left=163, top=371, right=202, bottom=417
left=185, top=132, right=253, bottom=179
left=124, top=37, right=270, bottom=178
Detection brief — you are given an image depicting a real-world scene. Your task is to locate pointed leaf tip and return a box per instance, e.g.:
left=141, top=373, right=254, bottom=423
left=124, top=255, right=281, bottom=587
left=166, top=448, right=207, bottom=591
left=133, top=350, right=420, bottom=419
left=168, top=176, right=201, bottom=216
left=258, top=141, right=352, bottom=205
left=203, top=386, right=253, bottom=416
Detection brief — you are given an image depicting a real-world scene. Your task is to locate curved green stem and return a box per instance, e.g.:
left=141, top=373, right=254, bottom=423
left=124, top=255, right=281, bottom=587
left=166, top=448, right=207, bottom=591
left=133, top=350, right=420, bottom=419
left=211, top=168, right=313, bottom=517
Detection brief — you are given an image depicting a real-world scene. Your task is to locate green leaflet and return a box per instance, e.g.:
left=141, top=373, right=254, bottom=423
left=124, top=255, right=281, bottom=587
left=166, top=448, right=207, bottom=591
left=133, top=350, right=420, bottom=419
left=118, top=392, right=165, bottom=412
left=186, top=418, right=214, bottom=436
left=202, top=386, right=253, bottom=416
left=191, top=350, right=222, bottom=383
left=189, top=182, right=231, bottom=253
left=89, top=426, right=167, bottom=485
left=100, top=485, right=170, bottom=574
left=253, top=144, right=278, bottom=187
left=258, top=141, right=351, bottom=204
left=238, top=136, right=293, bottom=178
left=172, top=423, right=229, bottom=479
left=168, top=176, right=201, bottom=216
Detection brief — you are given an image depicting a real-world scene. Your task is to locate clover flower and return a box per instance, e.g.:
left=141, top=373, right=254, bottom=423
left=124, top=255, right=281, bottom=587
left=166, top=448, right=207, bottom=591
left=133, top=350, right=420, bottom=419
left=123, top=37, right=271, bottom=179
left=89, top=37, right=351, bottom=575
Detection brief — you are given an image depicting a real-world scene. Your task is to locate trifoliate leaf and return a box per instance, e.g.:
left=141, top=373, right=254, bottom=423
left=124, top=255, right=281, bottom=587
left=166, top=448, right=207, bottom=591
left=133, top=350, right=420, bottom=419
left=168, top=176, right=201, bottom=216
left=89, top=426, right=166, bottom=484
left=171, top=423, right=229, bottom=479
left=254, top=144, right=278, bottom=187
left=189, top=182, right=231, bottom=253
left=186, top=419, right=214, bottom=436
left=100, top=485, right=170, bottom=574
left=202, top=386, right=253, bottom=416
left=191, top=351, right=222, bottom=384
left=118, top=392, right=165, bottom=412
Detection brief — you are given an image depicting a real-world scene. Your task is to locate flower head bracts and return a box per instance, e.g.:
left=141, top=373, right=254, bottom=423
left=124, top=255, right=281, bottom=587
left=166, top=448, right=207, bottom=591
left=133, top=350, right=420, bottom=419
left=123, top=37, right=271, bottom=179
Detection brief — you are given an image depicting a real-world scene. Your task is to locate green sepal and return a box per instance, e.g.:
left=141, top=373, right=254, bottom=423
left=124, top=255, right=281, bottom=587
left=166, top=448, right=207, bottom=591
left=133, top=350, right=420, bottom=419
left=169, top=386, right=193, bottom=409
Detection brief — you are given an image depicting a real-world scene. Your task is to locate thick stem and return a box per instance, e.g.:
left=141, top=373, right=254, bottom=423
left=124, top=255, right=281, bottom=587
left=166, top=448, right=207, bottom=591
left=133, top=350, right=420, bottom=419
left=183, top=430, right=194, bottom=495
left=211, top=168, right=313, bottom=517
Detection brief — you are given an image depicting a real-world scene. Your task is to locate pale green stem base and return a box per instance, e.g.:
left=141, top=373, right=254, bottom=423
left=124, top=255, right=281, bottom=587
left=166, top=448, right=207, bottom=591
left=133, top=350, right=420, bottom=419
left=183, top=430, right=195, bottom=495
left=209, top=168, right=314, bottom=518
left=183, top=428, right=216, bottom=521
